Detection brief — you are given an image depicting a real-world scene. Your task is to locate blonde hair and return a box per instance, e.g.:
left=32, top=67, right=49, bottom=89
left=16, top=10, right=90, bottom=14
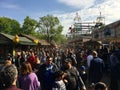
left=92, top=51, right=98, bottom=57
left=4, top=60, right=12, bottom=66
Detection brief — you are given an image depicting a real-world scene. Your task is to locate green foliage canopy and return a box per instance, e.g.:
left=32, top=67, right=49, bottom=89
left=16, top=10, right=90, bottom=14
left=0, top=17, right=21, bottom=35
left=21, top=16, right=38, bottom=35
left=38, top=15, right=63, bottom=42
left=0, top=16, right=67, bottom=45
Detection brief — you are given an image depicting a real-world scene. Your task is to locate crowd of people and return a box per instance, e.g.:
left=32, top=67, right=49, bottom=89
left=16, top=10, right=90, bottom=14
left=0, top=46, right=120, bottom=90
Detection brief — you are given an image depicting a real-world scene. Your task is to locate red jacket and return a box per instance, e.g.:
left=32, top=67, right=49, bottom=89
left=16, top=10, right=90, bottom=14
left=28, top=56, right=36, bottom=68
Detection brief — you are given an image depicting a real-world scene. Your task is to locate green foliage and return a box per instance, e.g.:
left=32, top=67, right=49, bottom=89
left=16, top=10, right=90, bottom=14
left=33, top=32, right=45, bottom=40
left=0, top=15, right=66, bottom=45
left=38, top=15, right=63, bottom=43
left=21, top=16, right=38, bottom=35
left=10, top=19, right=21, bottom=35
left=54, top=34, right=67, bottom=44
left=0, top=17, right=21, bottom=35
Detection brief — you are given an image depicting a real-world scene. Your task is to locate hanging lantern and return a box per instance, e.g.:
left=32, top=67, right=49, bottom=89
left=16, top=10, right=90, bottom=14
left=34, top=39, right=39, bottom=44
left=13, top=35, right=19, bottom=43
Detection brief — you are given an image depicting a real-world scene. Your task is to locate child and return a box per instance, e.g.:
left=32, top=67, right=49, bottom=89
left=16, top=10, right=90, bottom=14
left=52, top=70, right=66, bottom=90
left=88, top=83, right=95, bottom=90
left=79, top=65, right=87, bottom=84
left=95, top=82, right=108, bottom=90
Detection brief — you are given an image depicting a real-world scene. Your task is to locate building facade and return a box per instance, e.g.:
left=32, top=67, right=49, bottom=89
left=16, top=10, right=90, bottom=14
left=92, top=20, right=120, bottom=49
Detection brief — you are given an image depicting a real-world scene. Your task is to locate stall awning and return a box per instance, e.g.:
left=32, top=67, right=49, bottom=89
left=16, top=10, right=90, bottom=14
left=40, top=40, right=50, bottom=46
left=19, top=37, right=36, bottom=45
left=0, top=33, right=36, bottom=45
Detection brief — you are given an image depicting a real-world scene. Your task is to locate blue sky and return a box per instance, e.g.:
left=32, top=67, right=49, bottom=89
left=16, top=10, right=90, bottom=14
left=0, top=0, right=120, bottom=34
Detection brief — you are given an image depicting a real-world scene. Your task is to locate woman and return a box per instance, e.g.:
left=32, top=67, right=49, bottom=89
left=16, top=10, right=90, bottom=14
left=18, top=61, right=40, bottom=90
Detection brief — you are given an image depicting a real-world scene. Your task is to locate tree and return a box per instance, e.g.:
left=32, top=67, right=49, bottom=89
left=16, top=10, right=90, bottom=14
left=38, top=15, right=63, bottom=43
left=21, top=16, right=38, bottom=35
left=0, top=17, right=21, bottom=35
left=10, top=19, right=21, bottom=35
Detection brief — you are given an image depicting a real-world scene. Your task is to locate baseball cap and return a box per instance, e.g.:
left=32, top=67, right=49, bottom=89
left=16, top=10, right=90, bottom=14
left=64, top=58, right=72, bottom=63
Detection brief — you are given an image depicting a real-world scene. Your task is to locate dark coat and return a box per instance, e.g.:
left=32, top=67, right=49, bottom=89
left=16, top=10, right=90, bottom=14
left=37, top=63, right=58, bottom=90
left=110, top=63, right=120, bottom=90
left=89, top=57, right=105, bottom=83
left=62, top=66, right=85, bottom=90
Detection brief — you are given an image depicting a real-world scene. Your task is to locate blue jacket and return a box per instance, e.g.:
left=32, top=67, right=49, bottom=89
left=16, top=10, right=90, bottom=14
left=37, top=63, right=58, bottom=90
left=89, top=57, right=105, bottom=83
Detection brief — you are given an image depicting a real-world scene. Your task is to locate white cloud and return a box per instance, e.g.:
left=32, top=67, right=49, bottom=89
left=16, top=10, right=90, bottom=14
left=54, top=12, right=76, bottom=34
left=0, top=2, right=20, bottom=9
left=102, top=0, right=120, bottom=24
left=56, top=0, right=120, bottom=34
left=58, top=0, right=95, bottom=8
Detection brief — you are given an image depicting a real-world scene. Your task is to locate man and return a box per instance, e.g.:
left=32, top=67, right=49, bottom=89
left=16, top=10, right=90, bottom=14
left=89, top=51, right=105, bottom=84
left=61, top=58, right=86, bottom=90
left=110, top=50, right=120, bottom=90
left=87, top=50, right=93, bottom=83
left=87, top=50, right=93, bottom=68
left=28, top=52, right=36, bottom=68
left=0, top=64, right=21, bottom=90
left=37, top=56, right=58, bottom=90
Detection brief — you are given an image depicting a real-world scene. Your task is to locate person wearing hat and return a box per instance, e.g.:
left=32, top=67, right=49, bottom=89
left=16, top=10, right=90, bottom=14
left=79, top=66, right=87, bottom=84
left=61, top=58, right=86, bottom=90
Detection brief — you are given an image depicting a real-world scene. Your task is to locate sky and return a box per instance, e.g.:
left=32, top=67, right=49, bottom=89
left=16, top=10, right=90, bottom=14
left=0, top=0, right=120, bottom=34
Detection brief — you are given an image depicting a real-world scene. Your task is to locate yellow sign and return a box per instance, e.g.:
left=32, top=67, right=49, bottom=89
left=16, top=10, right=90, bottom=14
left=13, top=35, right=19, bottom=43
left=34, top=39, right=39, bottom=44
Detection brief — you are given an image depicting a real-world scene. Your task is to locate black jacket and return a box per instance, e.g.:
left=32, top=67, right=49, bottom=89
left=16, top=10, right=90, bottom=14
left=62, top=66, right=85, bottom=90
left=37, top=63, right=58, bottom=90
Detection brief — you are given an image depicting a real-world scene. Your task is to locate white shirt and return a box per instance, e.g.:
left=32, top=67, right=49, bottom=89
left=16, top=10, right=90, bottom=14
left=52, top=80, right=66, bottom=90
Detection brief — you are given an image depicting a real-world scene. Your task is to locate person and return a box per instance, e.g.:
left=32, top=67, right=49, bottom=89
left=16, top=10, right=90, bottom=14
left=28, top=52, right=36, bottom=69
left=87, top=50, right=93, bottom=83
left=37, top=56, right=59, bottom=90
left=79, top=65, right=87, bottom=84
left=61, top=58, right=86, bottom=90
left=95, top=82, right=108, bottom=90
left=110, top=50, right=120, bottom=90
left=33, top=56, right=41, bottom=73
left=53, top=52, right=62, bottom=69
left=87, top=50, right=93, bottom=68
left=89, top=51, right=105, bottom=84
left=4, top=59, right=12, bottom=66
left=15, top=52, right=25, bottom=71
left=18, top=61, right=40, bottom=90
left=67, top=51, right=77, bottom=67
left=88, top=83, right=95, bottom=90
left=109, top=50, right=119, bottom=71
left=6, top=53, right=13, bottom=63
left=76, top=52, right=83, bottom=69
left=0, top=64, right=21, bottom=90
left=52, top=70, right=66, bottom=90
